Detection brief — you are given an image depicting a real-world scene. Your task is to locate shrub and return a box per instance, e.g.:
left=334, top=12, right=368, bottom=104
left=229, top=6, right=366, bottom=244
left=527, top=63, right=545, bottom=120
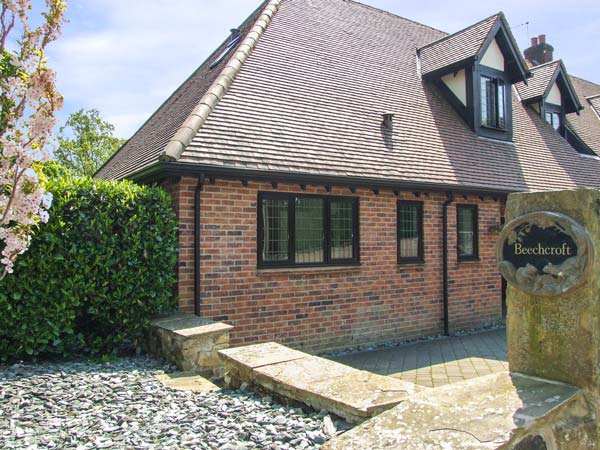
left=0, top=174, right=178, bottom=360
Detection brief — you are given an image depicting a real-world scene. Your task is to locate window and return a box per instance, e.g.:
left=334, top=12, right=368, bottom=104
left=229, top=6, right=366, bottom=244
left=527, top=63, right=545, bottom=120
left=480, top=75, right=506, bottom=129
left=258, top=193, right=359, bottom=268
left=543, top=103, right=564, bottom=136
left=545, top=111, right=561, bottom=131
left=397, top=201, right=424, bottom=263
left=457, top=205, right=478, bottom=261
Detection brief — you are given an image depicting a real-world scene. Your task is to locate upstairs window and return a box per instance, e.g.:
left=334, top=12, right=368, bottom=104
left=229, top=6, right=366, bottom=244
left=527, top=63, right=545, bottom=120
left=481, top=75, right=506, bottom=129
left=457, top=205, right=479, bottom=261
left=545, top=111, right=561, bottom=131
left=258, top=193, right=359, bottom=268
left=397, top=201, right=424, bottom=263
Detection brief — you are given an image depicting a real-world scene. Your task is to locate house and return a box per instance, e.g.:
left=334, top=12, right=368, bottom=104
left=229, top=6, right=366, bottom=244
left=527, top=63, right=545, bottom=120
left=96, top=0, right=600, bottom=352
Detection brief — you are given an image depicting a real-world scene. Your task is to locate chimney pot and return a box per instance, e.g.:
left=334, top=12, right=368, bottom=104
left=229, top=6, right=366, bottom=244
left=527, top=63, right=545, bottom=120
left=538, top=34, right=546, bottom=44
left=531, top=37, right=538, bottom=46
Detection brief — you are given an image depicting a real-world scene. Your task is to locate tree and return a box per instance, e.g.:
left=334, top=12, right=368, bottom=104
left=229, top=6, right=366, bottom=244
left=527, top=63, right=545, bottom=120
left=0, top=1, right=67, bottom=279
left=55, top=109, right=125, bottom=177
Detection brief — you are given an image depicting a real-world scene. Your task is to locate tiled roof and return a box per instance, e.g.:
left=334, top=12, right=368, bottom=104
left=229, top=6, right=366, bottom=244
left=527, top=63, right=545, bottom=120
left=567, top=76, right=600, bottom=156
left=98, top=0, right=600, bottom=193
left=418, top=14, right=499, bottom=76
left=515, top=61, right=559, bottom=101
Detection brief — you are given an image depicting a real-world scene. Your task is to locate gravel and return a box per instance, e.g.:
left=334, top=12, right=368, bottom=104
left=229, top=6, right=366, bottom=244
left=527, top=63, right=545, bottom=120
left=0, top=356, right=349, bottom=449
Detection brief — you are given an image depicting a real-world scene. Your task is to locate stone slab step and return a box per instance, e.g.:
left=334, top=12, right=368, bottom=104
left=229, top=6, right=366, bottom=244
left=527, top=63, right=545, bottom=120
left=322, top=372, right=591, bottom=449
left=218, top=342, right=424, bottom=424
left=144, top=312, right=233, bottom=375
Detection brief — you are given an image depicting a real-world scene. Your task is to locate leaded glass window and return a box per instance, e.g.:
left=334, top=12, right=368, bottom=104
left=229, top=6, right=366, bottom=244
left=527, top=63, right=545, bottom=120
left=481, top=75, right=506, bottom=129
left=397, top=201, right=424, bottom=262
left=258, top=193, right=359, bottom=268
left=330, top=199, right=355, bottom=261
left=261, top=198, right=289, bottom=262
left=457, top=204, right=478, bottom=260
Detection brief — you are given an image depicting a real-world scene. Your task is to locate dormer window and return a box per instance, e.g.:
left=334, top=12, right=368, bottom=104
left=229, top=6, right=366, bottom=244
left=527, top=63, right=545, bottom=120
left=514, top=60, right=584, bottom=152
left=481, top=75, right=506, bottom=129
left=545, top=108, right=561, bottom=132
left=418, top=13, right=531, bottom=143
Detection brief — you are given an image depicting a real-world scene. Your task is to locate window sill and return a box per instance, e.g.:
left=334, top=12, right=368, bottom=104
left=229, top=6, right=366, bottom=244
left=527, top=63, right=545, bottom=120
left=398, top=259, right=425, bottom=266
left=481, top=124, right=507, bottom=132
left=257, top=264, right=361, bottom=275
left=578, top=153, right=600, bottom=160
left=475, top=135, right=515, bottom=146
left=457, top=257, right=480, bottom=263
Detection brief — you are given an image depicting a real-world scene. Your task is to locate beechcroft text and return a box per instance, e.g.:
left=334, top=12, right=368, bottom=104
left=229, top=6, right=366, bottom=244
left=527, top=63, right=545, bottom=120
left=513, top=242, right=572, bottom=256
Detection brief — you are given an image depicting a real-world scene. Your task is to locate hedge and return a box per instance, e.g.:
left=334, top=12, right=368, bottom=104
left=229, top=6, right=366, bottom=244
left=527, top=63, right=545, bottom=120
left=0, top=173, right=178, bottom=360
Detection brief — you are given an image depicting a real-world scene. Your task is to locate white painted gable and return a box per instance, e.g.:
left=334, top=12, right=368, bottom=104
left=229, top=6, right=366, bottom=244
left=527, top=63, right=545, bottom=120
left=547, top=82, right=562, bottom=106
left=441, top=69, right=467, bottom=106
left=480, top=38, right=505, bottom=71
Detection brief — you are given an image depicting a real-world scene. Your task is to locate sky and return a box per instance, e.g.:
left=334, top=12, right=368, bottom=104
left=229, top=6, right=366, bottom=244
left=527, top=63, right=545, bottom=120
left=43, top=0, right=600, bottom=140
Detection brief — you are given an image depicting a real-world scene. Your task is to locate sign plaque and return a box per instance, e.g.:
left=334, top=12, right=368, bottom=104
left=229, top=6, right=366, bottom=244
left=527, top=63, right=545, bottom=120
left=496, top=211, right=594, bottom=296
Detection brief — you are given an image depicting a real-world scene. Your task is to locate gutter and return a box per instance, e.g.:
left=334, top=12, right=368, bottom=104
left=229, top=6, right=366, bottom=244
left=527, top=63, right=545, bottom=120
left=442, top=193, right=454, bottom=336
left=194, top=175, right=206, bottom=316
left=130, top=162, right=516, bottom=197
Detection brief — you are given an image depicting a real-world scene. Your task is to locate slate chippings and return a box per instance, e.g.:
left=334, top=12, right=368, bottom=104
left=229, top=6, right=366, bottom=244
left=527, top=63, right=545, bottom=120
left=0, top=356, right=342, bottom=449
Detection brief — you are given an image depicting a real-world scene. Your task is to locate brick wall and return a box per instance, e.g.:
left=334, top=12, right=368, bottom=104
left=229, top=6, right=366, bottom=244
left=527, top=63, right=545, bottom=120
left=167, top=177, right=503, bottom=353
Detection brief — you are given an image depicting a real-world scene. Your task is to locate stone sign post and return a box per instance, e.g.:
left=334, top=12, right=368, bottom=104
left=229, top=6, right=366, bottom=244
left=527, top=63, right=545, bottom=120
left=497, top=189, right=599, bottom=392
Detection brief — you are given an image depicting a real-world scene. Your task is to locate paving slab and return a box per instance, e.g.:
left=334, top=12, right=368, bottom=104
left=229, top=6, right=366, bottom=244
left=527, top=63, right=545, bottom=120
left=323, top=372, right=593, bottom=450
left=219, top=342, right=424, bottom=424
left=330, top=328, right=508, bottom=387
left=155, top=371, right=220, bottom=392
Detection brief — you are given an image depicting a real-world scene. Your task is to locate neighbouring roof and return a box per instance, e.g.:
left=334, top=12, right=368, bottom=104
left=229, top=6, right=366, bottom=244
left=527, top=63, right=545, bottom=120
left=515, top=60, right=581, bottom=114
left=567, top=76, right=600, bottom=156
left=516, top=61, right=557, bottom=101
left=97, top=0, right=600, bottom=193
left=588, top=95, right=600, bottom=117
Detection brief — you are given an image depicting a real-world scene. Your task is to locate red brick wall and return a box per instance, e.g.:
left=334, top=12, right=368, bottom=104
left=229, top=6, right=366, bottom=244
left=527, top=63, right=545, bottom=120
left=166, top=177, right=503, bottom=353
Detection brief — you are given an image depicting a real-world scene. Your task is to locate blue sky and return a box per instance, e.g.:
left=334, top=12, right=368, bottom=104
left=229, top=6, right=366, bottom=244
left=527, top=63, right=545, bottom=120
left=45, top=0, right=600, bottom=139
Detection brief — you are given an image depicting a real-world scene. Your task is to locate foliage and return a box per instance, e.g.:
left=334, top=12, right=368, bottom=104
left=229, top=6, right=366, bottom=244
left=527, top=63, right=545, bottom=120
left=0, top=0, right=67, bottom=278
left=0, top=176, right=178, bottom=360
left=55, top=108, right=125, bottom=177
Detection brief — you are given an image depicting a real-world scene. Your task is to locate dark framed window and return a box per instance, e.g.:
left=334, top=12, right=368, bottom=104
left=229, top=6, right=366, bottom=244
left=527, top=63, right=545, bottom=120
left=397, top=201, right=424, bottom=263
left=543, top=103, right=564, bottom=136
left=457, top=204, right=478, bottom=261
left=545, top=111, right=561, bottom=130
left=258, top=192, right=359, bottom=268
left=480, top=75, right=506, bottom=129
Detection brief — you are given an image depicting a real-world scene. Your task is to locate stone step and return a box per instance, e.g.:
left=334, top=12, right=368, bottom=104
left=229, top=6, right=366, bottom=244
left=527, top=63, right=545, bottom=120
left=218, top=342, right=424, bottom=424
left=144, top=312, right=233, bottom=376
left=322, top=372, right=589, bottom=449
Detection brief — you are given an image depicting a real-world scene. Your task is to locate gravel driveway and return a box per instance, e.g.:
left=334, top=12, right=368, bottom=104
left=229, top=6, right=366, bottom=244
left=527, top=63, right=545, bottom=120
left=0, top=356, right=344, bottom=449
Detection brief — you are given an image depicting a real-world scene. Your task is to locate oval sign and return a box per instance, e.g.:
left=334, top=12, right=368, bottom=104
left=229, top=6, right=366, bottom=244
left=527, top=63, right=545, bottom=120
left=496, top=212, right=594, bottom=296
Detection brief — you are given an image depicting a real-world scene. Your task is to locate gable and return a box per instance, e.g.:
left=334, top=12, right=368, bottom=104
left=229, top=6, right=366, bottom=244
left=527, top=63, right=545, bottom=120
left=441, top=69, right=467, bottom=106
left=480, top=38, right=504, bottom=71
left=547, top=82, right=562, bottom=106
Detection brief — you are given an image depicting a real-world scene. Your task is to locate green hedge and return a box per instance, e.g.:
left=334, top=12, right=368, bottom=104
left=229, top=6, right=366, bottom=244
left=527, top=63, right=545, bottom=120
left=0, top=175, right=178, bottom=360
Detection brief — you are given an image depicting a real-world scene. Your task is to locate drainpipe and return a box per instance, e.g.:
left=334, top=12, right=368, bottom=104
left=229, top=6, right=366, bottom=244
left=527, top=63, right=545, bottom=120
left=442, top=193, right=454, bottom=336
left=194, top=174, right=206, bottom=317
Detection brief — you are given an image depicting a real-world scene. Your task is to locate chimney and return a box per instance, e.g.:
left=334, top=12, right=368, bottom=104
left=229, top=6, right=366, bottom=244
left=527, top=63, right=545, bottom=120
left=523, top=34, right=554, bottom=67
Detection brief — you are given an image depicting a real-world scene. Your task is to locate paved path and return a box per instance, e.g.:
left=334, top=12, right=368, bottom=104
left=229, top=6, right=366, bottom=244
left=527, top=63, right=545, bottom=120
left=330, top=328, right=508, bottom=388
